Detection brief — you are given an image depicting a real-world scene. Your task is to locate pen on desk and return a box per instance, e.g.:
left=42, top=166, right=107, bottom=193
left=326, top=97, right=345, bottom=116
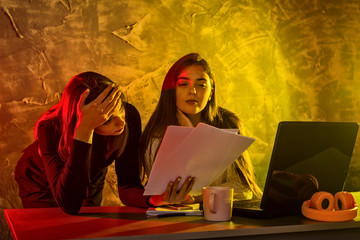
left=157, top=213, right=187, bottom=218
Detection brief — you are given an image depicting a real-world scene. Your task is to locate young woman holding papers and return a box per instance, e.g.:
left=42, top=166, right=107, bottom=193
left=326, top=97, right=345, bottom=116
left=139, top=53, right=262, bottom=206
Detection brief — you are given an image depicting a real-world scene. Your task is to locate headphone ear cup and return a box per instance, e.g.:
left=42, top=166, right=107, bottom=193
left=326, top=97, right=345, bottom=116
left=334, top=191, right=355, bottom=210
left=295, top=174, right=319, bottom=201
left=310, top=191, right=334, bottom=210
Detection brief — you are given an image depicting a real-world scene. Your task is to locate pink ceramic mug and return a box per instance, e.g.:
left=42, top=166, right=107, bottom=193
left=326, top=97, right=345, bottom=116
left=202, top=187, right=234, bottom=221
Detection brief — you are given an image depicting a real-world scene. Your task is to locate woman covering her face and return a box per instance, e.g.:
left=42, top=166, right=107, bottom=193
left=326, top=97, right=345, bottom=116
left=139, top=53, right=262, bottom=206
left=15, top=71, right=150, bottom=214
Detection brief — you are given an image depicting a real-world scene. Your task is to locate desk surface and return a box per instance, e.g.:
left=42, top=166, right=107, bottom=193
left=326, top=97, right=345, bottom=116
left=4, top=205, right=360, bottom=240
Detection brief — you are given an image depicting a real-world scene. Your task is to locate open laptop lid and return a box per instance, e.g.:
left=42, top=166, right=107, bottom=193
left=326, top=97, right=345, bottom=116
left=259, top=121, right=359, bottom=215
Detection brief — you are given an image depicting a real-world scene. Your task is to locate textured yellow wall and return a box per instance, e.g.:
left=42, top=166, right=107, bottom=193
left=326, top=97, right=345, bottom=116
left=1, top=0, right=360, bottom=238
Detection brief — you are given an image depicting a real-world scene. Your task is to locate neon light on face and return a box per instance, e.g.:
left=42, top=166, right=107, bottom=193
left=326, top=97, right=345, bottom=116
left=175, top=65, right=213, bottom=117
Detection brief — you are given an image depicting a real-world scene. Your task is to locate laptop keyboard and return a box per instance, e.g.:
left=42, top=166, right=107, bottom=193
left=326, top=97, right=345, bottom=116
left=233, top=199, right=261, bottom=209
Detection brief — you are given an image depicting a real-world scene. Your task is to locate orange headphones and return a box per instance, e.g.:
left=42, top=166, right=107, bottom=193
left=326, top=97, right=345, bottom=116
left=302, top=191, right=358, bottom=222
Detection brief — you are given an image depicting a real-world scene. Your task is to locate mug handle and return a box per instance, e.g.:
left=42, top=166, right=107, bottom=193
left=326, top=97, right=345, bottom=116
left=209, top=193, right=217, bottom=213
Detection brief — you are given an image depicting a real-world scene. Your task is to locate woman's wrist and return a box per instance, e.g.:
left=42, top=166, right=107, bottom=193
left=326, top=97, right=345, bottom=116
left=73, top=124, right=94, bottom=144
left=148, top=195, right=167, bottom=207
left=147, top=196, right=157, bottom=208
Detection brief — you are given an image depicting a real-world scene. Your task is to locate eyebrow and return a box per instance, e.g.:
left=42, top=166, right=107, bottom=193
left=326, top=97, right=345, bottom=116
left=177, top=77, right=208, bottom=81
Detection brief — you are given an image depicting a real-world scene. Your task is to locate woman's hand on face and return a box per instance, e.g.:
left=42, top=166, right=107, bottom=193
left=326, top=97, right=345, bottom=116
left=149, top=177, right=196, bottom=206
left=73, top=85, right=122, bottom=143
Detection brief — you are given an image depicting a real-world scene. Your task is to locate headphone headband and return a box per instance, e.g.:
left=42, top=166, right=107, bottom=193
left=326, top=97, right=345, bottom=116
left=301, top=191, right=358, bottom=222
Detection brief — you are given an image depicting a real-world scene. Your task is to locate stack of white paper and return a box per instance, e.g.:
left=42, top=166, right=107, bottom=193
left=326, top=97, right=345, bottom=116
left=144, top=123, right=255, bottom=196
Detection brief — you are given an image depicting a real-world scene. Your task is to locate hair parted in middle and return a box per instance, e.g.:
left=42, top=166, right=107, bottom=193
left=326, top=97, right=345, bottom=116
left=139, top=53, right=262, bottom=198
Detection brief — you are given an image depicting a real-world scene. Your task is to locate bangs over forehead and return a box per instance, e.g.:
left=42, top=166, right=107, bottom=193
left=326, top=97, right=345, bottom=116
left=162, top=53, right=214, bottom=91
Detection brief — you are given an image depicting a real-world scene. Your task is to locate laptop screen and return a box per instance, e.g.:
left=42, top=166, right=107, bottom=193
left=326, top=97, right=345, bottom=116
left=260, top=121, right=359, bottom=213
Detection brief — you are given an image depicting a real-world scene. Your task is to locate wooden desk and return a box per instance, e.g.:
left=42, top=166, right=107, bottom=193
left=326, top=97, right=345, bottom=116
left=4, top=203, right=360, bottom=240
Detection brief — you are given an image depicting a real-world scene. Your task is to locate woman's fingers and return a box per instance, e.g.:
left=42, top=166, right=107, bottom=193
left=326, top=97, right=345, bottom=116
left=83, top=84, right=122, bottom=122
left=92, top=84, right=114, bottom=105
left=98, top=86, right=122, bottom=122
left=151, top=177, right=196, bottom=207
left=177, top=177, right=195, bottom=202
left=77, top=89, right=90, bottom=112
left=103, top=89, right=122, bottom=117
left=165, top=177, right=196, bottom=204
left=176, top=177, right=191, bottom=200
left=164, top=181, right=173, bottom=198
left=184, top=177, right=196, bottom=196
left=100, top=86, right=120, bottom=107
left=162, top=181, right=175, bottom=204
left=168, top=177, right=181, bottom=203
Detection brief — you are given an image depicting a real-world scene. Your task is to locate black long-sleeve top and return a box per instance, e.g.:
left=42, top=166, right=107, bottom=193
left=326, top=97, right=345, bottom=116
left=15, top=103, right=149, bottom=214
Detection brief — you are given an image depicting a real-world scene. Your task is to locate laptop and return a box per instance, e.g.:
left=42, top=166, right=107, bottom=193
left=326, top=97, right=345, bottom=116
left=232, top=121, right=359, bottom=218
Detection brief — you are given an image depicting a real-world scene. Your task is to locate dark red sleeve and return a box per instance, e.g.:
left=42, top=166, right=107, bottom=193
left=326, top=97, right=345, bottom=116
left=37, top=120, right=92, bottom=214
left=116, top=104, right=151, bottom=208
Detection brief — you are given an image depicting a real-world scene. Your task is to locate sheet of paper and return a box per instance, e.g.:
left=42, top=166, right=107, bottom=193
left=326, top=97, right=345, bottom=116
left=147, top=126, right=194, bottom=181
left=144, top=123, right=255, bottom=195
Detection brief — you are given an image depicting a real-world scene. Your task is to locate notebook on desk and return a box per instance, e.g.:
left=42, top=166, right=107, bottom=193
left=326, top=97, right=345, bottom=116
left=233, top=121, right=359, bottom=218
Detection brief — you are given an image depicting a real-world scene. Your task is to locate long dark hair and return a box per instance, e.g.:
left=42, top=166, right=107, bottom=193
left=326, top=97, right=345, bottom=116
left=139, top=53, right=262, bottom=198
left=34, top=71, right=124, bottom=160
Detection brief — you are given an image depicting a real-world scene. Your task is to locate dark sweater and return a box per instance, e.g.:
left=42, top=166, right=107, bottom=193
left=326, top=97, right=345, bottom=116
left=15, top=103, right=149, bottom=214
